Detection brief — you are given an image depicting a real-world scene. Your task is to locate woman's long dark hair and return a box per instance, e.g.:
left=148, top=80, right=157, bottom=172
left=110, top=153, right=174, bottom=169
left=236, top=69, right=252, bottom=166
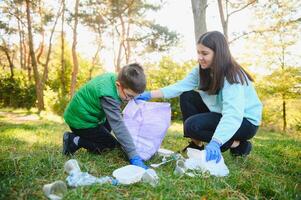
left=197, top=31, right=253, bottom=95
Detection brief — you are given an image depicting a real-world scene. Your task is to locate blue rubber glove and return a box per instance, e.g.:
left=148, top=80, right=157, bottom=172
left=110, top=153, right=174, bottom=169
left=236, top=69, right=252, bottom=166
left=129, top=155, right=149, bottom=169
left=135, top=91, right=151, bottom=101
left=205, top=140, right=222, bottom=163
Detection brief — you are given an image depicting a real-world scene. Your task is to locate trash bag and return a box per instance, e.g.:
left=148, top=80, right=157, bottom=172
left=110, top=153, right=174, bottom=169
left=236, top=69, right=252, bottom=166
left=123, top=100, right=171, bottom=160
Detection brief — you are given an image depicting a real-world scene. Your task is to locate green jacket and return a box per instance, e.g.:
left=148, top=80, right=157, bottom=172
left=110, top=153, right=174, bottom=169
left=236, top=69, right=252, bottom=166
left=64, top=73, right=121, bottom=129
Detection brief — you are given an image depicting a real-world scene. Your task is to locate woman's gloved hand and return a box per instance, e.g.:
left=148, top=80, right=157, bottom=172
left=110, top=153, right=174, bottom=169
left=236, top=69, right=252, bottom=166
left=205, top=139, right=222, bottom=163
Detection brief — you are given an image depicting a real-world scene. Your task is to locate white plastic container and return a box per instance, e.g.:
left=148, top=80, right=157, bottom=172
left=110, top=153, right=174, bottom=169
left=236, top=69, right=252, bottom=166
left=64, top=159, right=81, bottom=174
left=112, top=165, right=146, bottom=185
left=43, top=180, right=67, bottom=200
left=142, top=169, right=159, bottom=187
left=173, top=159, right=187, bottom=176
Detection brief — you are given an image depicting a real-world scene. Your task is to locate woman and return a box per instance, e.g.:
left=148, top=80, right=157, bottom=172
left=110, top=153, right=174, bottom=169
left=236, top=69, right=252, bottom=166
left=136, top=31, right=262, bottom=163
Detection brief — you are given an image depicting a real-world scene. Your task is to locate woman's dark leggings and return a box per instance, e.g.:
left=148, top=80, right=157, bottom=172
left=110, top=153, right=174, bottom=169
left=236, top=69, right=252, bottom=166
left=70, top=120, right=120, bottom=153
left=180, top=90, right=258, bottom=152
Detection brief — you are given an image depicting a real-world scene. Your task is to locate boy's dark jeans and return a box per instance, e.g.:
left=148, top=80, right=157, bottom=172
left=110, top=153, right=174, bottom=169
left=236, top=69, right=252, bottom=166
left=180, top=90, right=258, bottom=152
left=70, top=120, right=120, bottom=153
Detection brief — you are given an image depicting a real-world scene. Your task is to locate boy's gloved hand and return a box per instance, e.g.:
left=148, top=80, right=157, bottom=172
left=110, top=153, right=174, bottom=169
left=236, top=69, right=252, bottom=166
left=135, top=91, right=151, bottom=101
left=129, top=155, right=149, bottom=169
left=205, top=139, right=222, bottom=163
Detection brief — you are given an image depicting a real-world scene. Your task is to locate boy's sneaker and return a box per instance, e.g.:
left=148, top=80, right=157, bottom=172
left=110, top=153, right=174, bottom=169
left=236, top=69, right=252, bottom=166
left=230, top=140, right=252, bottom=156
left=62, top=132, right=79, bottom=155
left=181, top=141, right=204, bottom=153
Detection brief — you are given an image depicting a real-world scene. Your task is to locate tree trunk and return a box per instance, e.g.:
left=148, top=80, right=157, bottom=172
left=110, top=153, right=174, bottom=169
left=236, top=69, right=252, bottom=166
left=217, top=0, right=228, bottom=41
left=191, top=0, right=207, bottom=43
left=23, top=31, right=28, bottom=71
left=70, top=0, right=80, bottom=98
left=115, top=42, right=123, bottom=73
left=217, top=0, right=256, bottom=43
left=124, top=8, right=132, bottom=64
left=36, top=0, right=45, bottom=66
left=89, top=44, right=101, bottom=80
left=17, top=14, right=25, bottom=69
left=0, top=44, right=14, bottom=78
left=5, top=50, right=14, bottom=78
left=115, top=14, right=126, bottom=73
left=26, top=49, right=32, bottom=81
left=25, top=0, right=44, bottom=112
left=41, top=2, right=62, bottom=87
left=282, top=95, right=287, bottom=132
left=61, top=0, right=66, bottom=95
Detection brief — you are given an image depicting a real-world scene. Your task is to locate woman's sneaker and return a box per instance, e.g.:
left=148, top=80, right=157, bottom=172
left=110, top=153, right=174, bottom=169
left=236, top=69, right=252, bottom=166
left=230, top=141, right=252, bottom=156
left=62, top=132, right=79, bottom=155
left=181, top=141, right=204, bottom=152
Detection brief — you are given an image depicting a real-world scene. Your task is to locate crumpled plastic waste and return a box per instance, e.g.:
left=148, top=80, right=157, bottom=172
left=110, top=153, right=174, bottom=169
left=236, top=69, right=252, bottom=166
left=64, top=159, right=118, bottom=187
left=150, top=152, right=183, bottom=168
left=43, top=180, right=67, bottom=200
left=112, top=165, right=159, bottom=187
left=184, top=148, right=229, bottom=177
left=153, top=148, right=229, bottom=177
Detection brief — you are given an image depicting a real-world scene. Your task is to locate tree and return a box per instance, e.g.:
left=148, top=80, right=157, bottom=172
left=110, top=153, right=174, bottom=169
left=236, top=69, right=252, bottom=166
left=0, top=1, right=20, bottom=79
left=25, top=0, right=62, bottom=112
left=96, top=0, right=179, bottom=72
left=80, top=0, right=107, bottom=79
left=0, top=39, right=15, bottom=78
left=0, top=0, right=179, bottom=113
left=250, top=0, right=301, bottom=131
left=146, top=56, right=196, bottom=119
left=25, top=0, right=44, bottom=111
left=60, top=0, right=66, bottom=95
left=191, top=0, right=207, bottom=42
left=70, top=0, right=80, bottom=98
left=217, top=0, right=256, bottom=42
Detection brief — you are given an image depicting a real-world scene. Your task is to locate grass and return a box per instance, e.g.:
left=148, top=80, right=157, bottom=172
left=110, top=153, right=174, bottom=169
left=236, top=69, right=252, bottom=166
left=0, top=109, right=300, bottom=200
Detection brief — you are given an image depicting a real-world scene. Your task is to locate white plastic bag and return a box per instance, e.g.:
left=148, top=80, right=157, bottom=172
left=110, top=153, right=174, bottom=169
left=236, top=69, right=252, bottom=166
left=123, top=100, right=171, bottom=160
left=184, top=148, right=229, bottom=177
left=64, top=159, right=117, bottom=187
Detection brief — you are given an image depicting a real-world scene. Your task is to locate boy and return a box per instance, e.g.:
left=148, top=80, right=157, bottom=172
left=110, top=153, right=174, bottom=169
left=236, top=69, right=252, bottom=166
left=63, top=63, right=148, bottom=169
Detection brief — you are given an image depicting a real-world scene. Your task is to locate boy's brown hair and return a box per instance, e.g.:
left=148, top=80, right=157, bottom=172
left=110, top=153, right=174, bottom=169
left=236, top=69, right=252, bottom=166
left=117, top=63, right=146, bottom=94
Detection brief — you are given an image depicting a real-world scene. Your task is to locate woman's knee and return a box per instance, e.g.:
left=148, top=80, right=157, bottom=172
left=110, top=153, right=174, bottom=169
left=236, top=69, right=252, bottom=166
left=183, top=117, right=193, bottom=137
left=180, top=90, right=199, bottom=103
left=184, top=116, right=204, bottom=138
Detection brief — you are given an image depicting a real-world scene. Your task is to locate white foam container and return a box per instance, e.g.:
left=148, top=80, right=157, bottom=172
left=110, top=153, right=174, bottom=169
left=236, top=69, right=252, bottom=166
left=112, top=165, right=146, bottom=185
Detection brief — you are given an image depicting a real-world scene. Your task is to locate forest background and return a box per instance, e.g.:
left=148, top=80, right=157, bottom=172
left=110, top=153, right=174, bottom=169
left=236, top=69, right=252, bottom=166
left=0, top=0, right=300, bottom=132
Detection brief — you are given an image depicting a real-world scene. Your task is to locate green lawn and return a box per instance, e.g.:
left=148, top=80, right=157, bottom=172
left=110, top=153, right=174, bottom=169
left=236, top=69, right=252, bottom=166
left=0, top=109, right=300, bottom=200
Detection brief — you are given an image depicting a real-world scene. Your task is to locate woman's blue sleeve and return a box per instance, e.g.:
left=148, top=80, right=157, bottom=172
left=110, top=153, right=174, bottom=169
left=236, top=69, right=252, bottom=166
left=160, top=67, right=199, bottom=98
